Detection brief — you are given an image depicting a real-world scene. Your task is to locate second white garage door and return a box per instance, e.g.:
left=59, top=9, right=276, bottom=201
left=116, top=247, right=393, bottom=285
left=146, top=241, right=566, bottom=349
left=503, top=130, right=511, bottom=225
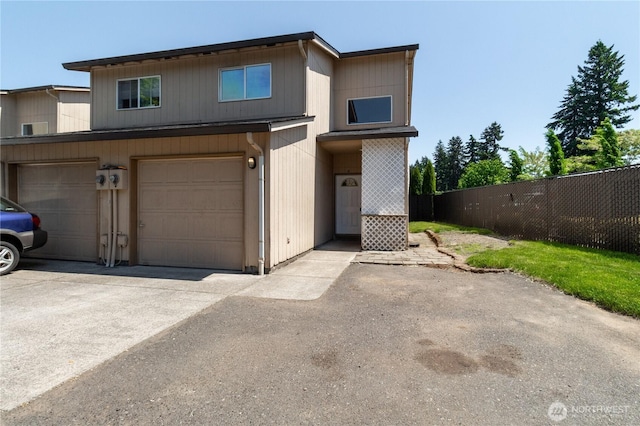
left=138, top=157, right=244, bottom=270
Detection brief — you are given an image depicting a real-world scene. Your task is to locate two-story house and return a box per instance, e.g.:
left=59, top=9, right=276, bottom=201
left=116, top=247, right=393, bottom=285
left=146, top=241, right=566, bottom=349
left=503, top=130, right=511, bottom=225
left=0, top=31, right=418, bottom=273
left=0, top=85, right=90, bottom=137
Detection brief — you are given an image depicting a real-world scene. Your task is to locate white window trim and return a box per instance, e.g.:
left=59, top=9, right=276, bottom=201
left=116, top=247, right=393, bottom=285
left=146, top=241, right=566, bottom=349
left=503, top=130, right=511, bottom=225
left=116, top=75, right=162, bottom=110
left=346, top=95, right=393, bottom=125
left=218, top=63, right=272, bottom=102
left=21, top=122, right=49, bottom=136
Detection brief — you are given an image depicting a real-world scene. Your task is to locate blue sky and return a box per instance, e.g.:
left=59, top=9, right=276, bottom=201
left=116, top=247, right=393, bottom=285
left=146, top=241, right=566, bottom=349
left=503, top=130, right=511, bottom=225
left=1, top=1, right=638, bottom=163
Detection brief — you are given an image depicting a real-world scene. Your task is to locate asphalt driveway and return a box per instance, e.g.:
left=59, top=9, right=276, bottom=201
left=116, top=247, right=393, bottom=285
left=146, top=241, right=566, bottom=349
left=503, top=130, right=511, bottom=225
left=2, top=261, right=639, bottom=425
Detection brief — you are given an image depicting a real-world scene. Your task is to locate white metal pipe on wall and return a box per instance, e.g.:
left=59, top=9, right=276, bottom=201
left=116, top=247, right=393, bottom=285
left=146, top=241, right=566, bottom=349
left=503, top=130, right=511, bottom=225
left=246, top=132, right=265, bottom=275
left=110, top=189, right=118, bottom=267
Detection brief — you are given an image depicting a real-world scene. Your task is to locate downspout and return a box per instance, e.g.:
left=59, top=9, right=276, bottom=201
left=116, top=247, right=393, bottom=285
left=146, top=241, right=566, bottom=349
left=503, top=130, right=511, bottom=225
left=404, top=51, right=410, bottom=126
left=298, top=39, right=308, bottom=117
left=246, top=132, right=265, bottom=275
left=110, top=189, right=118, bottom=267
left=45, top=88, right=60, bottom=133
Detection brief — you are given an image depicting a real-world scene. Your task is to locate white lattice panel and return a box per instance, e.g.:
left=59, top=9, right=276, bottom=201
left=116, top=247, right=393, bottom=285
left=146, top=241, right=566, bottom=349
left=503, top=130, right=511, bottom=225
left=362, top=138, right=406, bottom=215
left=362, top=215, right=408, bottom=251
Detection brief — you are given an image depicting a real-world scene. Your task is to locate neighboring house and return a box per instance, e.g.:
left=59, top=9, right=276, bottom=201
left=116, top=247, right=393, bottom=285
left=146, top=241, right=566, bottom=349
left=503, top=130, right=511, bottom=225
left=0, top=85, right=90, bottom=137
left=0, top=31, right=418, bottom=273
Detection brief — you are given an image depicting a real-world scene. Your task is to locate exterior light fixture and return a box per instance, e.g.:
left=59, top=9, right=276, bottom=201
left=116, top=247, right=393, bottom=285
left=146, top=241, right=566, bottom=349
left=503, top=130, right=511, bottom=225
left=248, top=156, right=257, bottom=169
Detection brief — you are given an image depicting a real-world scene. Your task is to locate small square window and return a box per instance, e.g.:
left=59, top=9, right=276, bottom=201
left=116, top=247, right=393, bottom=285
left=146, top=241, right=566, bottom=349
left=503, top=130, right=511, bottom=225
left=347, top=96, right=392, bottom=125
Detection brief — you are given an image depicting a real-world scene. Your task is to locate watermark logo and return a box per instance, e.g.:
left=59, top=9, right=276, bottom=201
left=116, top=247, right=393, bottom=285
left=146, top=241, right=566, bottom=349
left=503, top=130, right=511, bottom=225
left=548, top=401, right=631, bottom=422
left=548, top=402, right=568, bottom=422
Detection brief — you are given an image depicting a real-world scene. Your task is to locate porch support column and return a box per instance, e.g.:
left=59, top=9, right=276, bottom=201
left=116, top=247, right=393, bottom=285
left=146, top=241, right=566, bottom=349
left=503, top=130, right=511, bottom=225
left=361, top=137, right=409, bottom=251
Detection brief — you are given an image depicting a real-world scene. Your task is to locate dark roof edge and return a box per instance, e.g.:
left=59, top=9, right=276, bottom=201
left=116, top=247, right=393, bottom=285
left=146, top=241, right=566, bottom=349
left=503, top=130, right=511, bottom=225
left=1, top=85, right=90, bottom=94
left=340, top=44, right=419, bottom=59
left=63, top=31, right=325, bottom=71
left=0, top=116, right=311, bottom=146
left=317, top=126, right=418, bottom=142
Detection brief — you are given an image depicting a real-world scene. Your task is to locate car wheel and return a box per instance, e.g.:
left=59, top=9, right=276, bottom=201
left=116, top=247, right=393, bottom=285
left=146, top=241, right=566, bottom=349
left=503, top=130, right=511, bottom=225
left=0, top=241, right=20, bottom=275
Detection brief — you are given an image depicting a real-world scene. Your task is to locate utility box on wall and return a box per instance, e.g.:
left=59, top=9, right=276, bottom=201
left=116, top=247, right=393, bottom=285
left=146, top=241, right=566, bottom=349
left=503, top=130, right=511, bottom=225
left=108, top=169, right=127, bottom=190
left=96, top=168, right=128, bottom=190
left=96, top=170, right=109, bottom=190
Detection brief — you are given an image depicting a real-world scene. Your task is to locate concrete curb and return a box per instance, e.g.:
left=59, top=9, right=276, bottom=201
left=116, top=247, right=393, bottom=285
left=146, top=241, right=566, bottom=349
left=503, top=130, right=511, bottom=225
left=424, top=230, right=507, bottom=273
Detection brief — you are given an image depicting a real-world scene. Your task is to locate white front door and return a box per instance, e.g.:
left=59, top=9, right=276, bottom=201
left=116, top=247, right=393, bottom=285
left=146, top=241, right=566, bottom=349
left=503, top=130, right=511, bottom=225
left=335, top=174, right=361, bottom=235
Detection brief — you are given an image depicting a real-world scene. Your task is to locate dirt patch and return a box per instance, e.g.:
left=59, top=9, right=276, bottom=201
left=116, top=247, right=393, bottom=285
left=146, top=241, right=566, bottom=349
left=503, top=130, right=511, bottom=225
left=437, top=231, right=511, bottom=260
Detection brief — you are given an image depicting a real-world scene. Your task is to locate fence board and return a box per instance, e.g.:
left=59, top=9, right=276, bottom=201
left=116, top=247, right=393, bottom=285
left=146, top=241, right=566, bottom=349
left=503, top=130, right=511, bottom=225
left=431, top=165, right=640, bottom=255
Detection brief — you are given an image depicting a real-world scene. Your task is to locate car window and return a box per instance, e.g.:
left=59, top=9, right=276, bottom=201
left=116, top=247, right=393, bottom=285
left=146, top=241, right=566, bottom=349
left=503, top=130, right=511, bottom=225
left=0, top=197, right=27, bottom=213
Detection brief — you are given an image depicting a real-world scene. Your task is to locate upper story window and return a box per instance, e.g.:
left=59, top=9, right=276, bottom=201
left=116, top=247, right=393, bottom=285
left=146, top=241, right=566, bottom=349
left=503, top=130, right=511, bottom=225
left=21, top=122, right=48, bottom=136
left=117, top=76, right=161, bottom=110
left=219, top=63, right=271, bottom=102
left=347, top=95, right=392, bottom=125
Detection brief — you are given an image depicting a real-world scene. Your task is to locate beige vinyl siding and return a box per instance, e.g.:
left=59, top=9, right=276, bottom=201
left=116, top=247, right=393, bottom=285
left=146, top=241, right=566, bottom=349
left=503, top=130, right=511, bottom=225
left=306, top=43, right=334, bottom=134
left=91, top=45, right=306, bottom=130
left=0, top=94, right=17, bottom=137
left=58, top=91, right=90, bottom=133
left=267, top=125, right=332, bottom=266
left=333, top=52, right=407, bottom=130
left=15, top=92, right=57, bottom=135
left=0, top=133, right=262, bottom=270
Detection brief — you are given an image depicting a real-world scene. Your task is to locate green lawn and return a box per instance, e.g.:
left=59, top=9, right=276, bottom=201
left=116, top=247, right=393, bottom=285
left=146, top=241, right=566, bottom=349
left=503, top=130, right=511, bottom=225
left=409, top=222, right=640, bottom=318
left=467, top=241, right=640, bottom=318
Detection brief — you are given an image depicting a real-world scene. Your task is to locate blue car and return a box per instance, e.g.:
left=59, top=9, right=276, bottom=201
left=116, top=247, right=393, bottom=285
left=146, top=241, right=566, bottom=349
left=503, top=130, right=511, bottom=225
left=0, top=196, right=48, bottom=275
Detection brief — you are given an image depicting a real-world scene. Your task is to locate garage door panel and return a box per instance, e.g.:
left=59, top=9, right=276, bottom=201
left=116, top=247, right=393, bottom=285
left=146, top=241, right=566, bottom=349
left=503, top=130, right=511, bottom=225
left=218, top=187, right=243, bottom=210
left=18, top=163, right=97, bottom=261
left=192, top=188, right=219, bottom=210
left=216, top=242, right=243, bottom=270
left=165, top=189, right=191, bottom=210
left=217, top=215, right=243, bottom=239
left=166, top=164, right=190, bottom=183
left=217, top=160, right=243, bottom=181
left=138, top=158, right=243, bottom=270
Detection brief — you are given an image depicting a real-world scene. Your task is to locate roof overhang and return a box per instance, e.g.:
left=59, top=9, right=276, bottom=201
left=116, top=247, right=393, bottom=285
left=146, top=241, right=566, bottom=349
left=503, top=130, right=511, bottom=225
left=317, top=126, right=418, bottom=143
left=0, top=116, right=313, bottom=146
left=317, top=126, right=418, bottom=154
left=1, top=85, right=90, bottom=94
left=62, top=31, right=418, bottom=72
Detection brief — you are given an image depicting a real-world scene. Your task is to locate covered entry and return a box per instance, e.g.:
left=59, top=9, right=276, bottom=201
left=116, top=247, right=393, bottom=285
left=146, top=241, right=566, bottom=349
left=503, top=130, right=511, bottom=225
left=137, top=157, right=244, bottom=270
left=17, top=162, right=98, bottom=261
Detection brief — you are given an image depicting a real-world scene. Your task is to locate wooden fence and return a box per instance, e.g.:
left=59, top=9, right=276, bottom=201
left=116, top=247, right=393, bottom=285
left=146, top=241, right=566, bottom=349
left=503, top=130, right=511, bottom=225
left=410, top=165, right=640, bottom=255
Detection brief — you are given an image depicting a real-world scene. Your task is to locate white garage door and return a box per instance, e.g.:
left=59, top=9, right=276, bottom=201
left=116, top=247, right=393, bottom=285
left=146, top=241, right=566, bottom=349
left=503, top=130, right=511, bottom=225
left=17, top=162, right=97, bottom=261
left=138, top=157, right=244, bottom=270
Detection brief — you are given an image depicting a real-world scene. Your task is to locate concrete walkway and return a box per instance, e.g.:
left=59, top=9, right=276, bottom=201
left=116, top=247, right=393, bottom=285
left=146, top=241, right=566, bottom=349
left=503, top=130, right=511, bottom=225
left=0, top=241, right=357, bottom=411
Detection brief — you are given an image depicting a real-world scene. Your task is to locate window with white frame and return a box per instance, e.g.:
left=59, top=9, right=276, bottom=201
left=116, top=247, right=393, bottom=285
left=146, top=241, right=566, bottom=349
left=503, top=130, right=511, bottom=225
left=347, top=95, right=392, bottom=125
left=219, top=63, right=271, bottom=102
left=117, top=76, right=161, bottom=110
left=21, top=122, right=48, bottom=136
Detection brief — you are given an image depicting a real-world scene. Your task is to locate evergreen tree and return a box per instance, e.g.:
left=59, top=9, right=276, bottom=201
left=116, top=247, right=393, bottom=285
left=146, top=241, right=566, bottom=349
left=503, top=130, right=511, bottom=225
left=464, top=135, right=480, bottom=165
left=478, top=122, right=504, bottom=160
left=548, top=40, right=639, bottom=157
left=422, top=159, right=436, bottom=195
left=595, top=118, right=623, bottom=168
left=433, top=140, right=449, bottom=192
left=409, top=163, right=423, bottom=195
left=446, top=136, right=465, bottom=190
left=508, top=149, right=524, bottom=182
left=546, top=129, right=567, bottom=176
